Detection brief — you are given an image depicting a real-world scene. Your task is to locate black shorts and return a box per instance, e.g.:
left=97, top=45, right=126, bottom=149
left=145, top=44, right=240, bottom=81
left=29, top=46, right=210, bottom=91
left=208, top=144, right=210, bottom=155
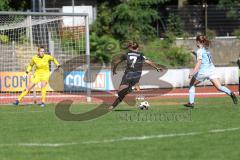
left=120, top=71, right=141, bottom=86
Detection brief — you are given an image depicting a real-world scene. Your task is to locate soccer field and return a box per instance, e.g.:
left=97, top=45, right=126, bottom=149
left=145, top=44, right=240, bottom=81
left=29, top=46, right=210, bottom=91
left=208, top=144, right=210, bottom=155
left=0, top=97, right=239, bottom=160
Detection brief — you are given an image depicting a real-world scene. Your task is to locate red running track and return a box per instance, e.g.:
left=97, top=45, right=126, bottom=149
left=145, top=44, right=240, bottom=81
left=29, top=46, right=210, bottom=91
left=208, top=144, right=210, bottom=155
left=0, top=85, right=238, bottom=104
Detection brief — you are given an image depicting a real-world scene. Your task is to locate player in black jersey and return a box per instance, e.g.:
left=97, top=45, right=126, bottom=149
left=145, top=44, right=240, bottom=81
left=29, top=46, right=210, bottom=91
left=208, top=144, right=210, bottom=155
left=108, top=42, right=163, bottom=110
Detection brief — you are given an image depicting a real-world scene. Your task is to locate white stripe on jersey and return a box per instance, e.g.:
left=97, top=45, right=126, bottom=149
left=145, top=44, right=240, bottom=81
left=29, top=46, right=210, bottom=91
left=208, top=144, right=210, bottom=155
left=128, top=53, right=140, bottom=56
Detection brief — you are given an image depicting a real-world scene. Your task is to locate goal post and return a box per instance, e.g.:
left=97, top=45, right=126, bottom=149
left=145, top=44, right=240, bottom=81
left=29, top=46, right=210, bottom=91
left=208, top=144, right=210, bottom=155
left=0, top=11, right=91, bottom=104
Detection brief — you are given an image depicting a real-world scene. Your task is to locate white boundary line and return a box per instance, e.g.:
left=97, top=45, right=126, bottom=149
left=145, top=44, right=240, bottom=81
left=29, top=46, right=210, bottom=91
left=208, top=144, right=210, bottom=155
left=0, top=127, right=239, bottom=147
left=0, top=110, right=48, bottom=114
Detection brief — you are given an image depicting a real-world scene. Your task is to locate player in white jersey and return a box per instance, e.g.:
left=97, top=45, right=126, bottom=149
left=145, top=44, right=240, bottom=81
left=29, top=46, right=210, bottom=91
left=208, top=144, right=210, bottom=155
left=184, top=35, right=237, bottom=108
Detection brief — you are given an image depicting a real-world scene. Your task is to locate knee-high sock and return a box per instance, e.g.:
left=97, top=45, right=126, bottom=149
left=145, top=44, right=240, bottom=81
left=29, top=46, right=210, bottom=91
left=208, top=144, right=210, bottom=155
left=41, top=86, right=47, bottom=103
left=112, top=86, right=132, bottom=107
left=112, top=97, right=122, bottom=108
left=219, top=86, right=231, bottom=96
left=189, top=86, right=195, bottom=104
left=18, top=90, right=29, bottom=102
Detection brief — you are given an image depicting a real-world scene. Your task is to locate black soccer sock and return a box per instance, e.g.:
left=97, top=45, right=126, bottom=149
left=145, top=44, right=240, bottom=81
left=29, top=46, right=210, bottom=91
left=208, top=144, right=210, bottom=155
left=112, top=86, right=132, bottom=108
left=112, top=97, right=122, bottom=108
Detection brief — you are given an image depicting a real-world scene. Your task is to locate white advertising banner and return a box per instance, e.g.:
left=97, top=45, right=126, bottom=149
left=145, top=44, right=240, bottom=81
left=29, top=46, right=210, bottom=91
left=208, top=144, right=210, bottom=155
left=108, top=67, right=239, bottom=90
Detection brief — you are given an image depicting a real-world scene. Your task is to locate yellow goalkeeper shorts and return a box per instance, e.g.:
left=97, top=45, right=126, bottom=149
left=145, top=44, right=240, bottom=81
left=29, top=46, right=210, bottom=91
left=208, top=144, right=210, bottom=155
left=30, top=73, right=50, bottom=84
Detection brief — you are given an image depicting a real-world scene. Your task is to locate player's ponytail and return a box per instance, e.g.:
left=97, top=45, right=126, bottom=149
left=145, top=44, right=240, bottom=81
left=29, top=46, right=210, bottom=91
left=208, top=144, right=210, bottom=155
left=127, top=41, right=139, bottom=50
left=203, top=36, right=210, bottom=48
left=196, top=35, right=210, bottom=48
left=127, top=42, right=133, bottom=49
left=131, top=42, right=139, bottom=50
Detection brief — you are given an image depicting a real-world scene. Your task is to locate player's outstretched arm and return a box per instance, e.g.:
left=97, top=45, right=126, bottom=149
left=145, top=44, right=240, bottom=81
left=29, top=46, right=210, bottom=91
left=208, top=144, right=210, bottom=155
left=112, top=59, right=123, bottom=75
left=49, top=55, right=61, bottom=70
left=145, top=59, right=163, bottom=72
left=189, top=60, right=201, bottom=79
left=22, top=58, right=35, bottom=79
left=52, top=56, right=60, bottom=67
left=26, top=58, right=34, bottom=73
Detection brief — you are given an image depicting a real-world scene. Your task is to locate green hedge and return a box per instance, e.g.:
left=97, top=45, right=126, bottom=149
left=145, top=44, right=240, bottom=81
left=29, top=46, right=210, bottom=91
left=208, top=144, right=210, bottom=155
left=142, top=38, right=193, bottom=68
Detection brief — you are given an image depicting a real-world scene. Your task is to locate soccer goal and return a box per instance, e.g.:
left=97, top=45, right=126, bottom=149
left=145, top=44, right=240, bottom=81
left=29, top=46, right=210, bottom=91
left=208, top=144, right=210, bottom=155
left=0, top=11, right=91, bottom=104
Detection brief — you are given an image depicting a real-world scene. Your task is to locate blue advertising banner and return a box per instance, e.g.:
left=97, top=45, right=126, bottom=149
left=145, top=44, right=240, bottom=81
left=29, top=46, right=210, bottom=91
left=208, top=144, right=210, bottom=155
left=64, top=70, right=111, bottom=91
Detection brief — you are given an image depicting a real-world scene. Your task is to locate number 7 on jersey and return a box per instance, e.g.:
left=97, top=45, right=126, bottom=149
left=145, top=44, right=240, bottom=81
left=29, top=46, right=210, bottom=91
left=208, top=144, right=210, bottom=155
left=129, top=56, right=137, bottom=68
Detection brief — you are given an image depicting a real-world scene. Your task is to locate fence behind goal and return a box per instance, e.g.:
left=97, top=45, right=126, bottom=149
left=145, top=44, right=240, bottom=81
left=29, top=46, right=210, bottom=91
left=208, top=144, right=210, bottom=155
left=0, top=12, right=91, bottom=104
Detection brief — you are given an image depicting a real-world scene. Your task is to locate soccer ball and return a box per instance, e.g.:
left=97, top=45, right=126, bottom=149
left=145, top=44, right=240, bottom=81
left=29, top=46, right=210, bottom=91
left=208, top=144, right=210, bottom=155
left=138, top=101, right=150, bottom=110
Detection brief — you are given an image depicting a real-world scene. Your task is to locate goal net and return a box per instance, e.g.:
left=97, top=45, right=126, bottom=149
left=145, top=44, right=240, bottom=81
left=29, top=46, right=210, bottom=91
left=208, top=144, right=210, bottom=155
left=0, top=12, right=90, bottom=104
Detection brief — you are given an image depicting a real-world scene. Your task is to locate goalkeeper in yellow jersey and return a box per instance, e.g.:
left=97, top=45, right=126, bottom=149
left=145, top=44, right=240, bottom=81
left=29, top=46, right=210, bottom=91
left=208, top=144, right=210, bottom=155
left=13, top=46, right=61, bottom=107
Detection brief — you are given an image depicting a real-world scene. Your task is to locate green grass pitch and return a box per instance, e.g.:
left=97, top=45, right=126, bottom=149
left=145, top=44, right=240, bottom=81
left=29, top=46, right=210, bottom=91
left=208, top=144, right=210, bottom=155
left=0, top=97, right=239, bottom=160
